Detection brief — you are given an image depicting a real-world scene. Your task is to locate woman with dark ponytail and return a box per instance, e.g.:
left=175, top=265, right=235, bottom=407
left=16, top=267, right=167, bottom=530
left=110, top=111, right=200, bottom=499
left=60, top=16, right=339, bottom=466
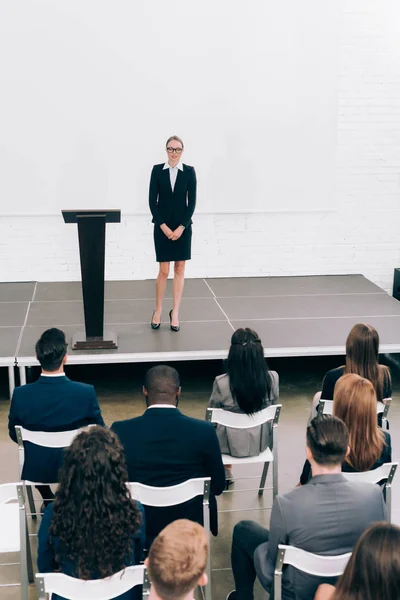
left=208, top=328, right=279, bottom=459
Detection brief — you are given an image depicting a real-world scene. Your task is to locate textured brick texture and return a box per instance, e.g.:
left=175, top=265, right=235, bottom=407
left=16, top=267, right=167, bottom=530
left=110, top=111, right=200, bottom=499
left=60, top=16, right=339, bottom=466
left=1, top=2, right=399, bottom=292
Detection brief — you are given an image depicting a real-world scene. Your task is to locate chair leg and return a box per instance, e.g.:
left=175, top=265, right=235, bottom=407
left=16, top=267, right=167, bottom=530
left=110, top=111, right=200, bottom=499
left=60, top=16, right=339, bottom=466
left=26, top=523, right=34, bottom=584
left=258, top=462, right=270, bottom=497
left=26, top=485, right=37, bottom=520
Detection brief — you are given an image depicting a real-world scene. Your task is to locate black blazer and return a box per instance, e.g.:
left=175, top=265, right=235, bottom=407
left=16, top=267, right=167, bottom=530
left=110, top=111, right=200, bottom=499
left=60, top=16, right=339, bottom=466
left=149, top=163, right=197, bottom=230
left=8, top=375, right=104, bottom=482
left=111, top=408, right=226, bottom=539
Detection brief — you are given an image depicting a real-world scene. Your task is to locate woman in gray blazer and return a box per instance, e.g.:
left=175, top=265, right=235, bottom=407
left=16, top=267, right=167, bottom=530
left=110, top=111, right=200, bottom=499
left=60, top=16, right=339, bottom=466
left=208, top=328, right=279, bottom=460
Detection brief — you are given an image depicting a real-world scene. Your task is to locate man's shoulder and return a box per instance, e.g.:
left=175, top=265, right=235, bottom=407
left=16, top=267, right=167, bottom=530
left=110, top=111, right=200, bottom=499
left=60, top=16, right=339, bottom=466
left=111, top=416, right=143, bottom=432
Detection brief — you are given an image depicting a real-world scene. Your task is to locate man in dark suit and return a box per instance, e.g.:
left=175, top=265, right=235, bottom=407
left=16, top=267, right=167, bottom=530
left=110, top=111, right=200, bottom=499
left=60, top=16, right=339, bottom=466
left=111, top=365, right=226, bottom=541
left=227, top=415, right=387, bottom=600
left=8, top=328, right=104, bottom=505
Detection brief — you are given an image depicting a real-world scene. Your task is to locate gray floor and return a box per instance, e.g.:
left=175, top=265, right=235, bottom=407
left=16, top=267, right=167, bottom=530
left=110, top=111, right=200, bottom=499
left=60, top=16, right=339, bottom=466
left=2, top=276, right=400, bottom=371
left=0, top=355, right=399, bottom=600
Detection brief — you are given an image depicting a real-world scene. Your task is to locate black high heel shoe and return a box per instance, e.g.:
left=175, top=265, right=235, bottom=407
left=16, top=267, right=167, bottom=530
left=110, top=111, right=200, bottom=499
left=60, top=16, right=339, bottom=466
left=169, top=310, right=180, bottom=332
left=151, top=311, right=160, bottom=330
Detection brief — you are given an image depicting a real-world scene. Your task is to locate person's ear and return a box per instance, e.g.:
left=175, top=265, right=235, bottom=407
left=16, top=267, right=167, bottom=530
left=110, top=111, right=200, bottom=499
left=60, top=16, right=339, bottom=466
left=143, top=386, right=148, bottom=397
left=198, top=572, right=208, bottom=587
left=62, top=354, right=67, bottom=366
left=345, top=445, right=350, bottom=458
left=177, top=386, right=181, bottom=398
left=144, top=557, right=148, bottom=567
left=306, top=445, right=313, bottom=462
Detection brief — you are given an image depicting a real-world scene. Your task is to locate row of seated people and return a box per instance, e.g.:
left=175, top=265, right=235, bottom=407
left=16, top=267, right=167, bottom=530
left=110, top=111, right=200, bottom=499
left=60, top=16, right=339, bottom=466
left=7, top=325, right=396, bottom=599
left=34, top=420, right=396, bottom=600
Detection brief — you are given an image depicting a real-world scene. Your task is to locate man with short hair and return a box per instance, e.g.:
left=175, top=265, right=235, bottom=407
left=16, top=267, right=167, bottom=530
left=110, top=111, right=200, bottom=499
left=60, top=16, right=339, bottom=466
left=111, top=364, right=225, bottom=541
left=8, top=328, right=104, bottom=505
left=146, top=519, right=208, bottom=600
left=227, top=415, right=387, bottom=600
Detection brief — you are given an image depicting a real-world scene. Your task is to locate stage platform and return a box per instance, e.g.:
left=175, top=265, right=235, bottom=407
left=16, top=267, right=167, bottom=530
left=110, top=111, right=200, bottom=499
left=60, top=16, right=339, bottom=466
left=2, top=274, right=400, bottom=397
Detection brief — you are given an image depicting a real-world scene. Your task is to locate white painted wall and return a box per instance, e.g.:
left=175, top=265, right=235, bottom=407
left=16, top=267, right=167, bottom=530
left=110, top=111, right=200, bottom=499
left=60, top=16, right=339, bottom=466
left=0, top=1, right=399, bottom=292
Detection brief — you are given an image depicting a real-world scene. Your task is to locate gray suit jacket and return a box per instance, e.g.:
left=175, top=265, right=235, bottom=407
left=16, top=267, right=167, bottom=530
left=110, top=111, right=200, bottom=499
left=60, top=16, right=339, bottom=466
left=208, top=372, right=279, bottom=457
left=254, top=473, right=387, bottom=600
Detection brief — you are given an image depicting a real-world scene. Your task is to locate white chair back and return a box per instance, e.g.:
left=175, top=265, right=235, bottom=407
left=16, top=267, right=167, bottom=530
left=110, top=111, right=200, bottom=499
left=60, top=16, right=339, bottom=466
left=36, top=565, right=149, bottom=600
left=318, top=398, right=391, bottom=418
left=342, top=462, right=398, bottom=522
left=274, top=545, right=351, bottom=600
left=206, top=404, right=281, bottom=429
left=127, top=477, right=210, bottom=507
left=0, top=483, right=32, bottom=600
left=15, top=425, right=86, bottom=449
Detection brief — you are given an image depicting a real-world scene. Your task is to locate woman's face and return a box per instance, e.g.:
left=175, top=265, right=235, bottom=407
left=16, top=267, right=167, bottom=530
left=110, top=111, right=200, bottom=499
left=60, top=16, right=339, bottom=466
left=166, top=139, right=183, bottom=166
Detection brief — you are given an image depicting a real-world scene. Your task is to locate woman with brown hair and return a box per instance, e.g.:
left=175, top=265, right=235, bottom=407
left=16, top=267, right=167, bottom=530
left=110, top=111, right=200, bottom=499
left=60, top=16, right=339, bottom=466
left=38, top=426, right=145, bottom=600
left=300, top=373, right=391, bottom=484
left=311, top=323, right=392, bottom=422
left=314, top=522, right=400, bottom=600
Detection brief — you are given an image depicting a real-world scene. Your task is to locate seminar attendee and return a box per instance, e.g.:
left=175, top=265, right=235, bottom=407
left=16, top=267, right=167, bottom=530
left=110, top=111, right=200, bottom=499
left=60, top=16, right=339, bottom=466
left=300, top=374, right=391, bottom=484
left=8, top=328, right=104, bottom=507
left=310, top=323, right=392, bottom=421
left=227, top=415, right=387, bottom=600
left=111, top=365, right=225, bottom=542
left=149, top=135, right=197, bottom=332
left=146, top=520, right=208, bottom=600
left=38, top=427, right=145, bottom=600
left=208, top=328, right=279, bottom=461
left=314, top=522, right=400, bottom=600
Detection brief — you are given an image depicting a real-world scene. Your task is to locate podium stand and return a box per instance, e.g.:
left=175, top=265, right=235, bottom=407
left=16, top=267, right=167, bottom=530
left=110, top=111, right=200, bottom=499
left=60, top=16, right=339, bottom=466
left=62, top=210, right=121, bottom=350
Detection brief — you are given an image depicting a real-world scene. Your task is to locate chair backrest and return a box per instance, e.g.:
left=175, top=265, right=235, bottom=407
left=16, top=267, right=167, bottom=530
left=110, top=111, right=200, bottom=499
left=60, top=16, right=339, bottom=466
left=0, top=483, right=27, bottom=562
left=15, top=425, right=86, bottom=449
left=0, top=482, right=22, bottom=506
left=206, top=404, right=281, bottom=429
left=36, top=565, right=149, bottom=600
left=318, top=398, right=391, bottom=418
left=341, top=462, right=398, bottom=486
left=127, top=477, right=211, bottom=507
left=274, top=545, right=351, bottom=600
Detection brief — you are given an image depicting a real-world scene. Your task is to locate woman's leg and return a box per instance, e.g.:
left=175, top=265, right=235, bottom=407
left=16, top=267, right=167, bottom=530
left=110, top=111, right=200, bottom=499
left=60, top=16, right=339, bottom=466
left=154, top=262, right=170, bottom=323
left=171, top=261, right=185, bottom=326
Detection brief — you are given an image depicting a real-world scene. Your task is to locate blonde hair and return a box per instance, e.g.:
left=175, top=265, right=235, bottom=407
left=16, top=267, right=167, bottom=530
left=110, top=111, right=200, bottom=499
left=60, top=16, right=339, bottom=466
left=344, top=323, right=391, bottom=402
left=166, top=135, right=184, bottom=149
left=333, top=373, right=385, bottom=471
left=147, top=519, right=208, bottom=600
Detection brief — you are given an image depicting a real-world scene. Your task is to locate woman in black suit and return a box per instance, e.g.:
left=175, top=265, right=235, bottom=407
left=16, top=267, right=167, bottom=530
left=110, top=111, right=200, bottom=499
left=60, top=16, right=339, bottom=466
left=149, top=135, right=197, bottom=332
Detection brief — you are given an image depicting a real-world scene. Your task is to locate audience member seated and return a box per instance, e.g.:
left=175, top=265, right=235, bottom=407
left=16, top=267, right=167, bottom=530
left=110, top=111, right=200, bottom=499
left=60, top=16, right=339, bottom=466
left=310, top=323, right=392, bottom=423
left=38, top=427, right=145, bottom=600
left=208, top=328, right=279, bottom=466
left=300, top=374, right=391, bottom=484
left=8, top=328, right=104, bottom=508
left=226, top=415, right=387, bottom=600
left=111, top=365, right=225, bottom=543
left=145, top=519, right=208, bottom=600
left=314, top=521, right=400, bottom=600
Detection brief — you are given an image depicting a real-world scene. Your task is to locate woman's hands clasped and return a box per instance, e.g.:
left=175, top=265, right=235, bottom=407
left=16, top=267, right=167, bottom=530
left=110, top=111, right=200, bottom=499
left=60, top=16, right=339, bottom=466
left=160, top=224, right=185, bottom=241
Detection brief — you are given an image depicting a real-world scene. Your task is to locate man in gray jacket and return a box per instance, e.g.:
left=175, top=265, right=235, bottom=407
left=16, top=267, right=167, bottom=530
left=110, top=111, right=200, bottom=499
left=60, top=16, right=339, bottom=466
left=227, top=415, right=387, bottom=600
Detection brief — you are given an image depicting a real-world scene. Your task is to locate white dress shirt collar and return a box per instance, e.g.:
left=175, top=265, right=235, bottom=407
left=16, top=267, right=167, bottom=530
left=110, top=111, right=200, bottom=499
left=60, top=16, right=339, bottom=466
left=41, top=372, right=66, bottom=377
left=163, top=161, right=183, bottom=171
left=147, top=404, right=177, bottom=409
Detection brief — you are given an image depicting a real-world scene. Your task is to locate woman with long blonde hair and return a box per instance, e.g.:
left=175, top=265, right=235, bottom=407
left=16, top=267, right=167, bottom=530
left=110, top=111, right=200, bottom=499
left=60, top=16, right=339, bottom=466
left=300, top=373, right=391, bottom=484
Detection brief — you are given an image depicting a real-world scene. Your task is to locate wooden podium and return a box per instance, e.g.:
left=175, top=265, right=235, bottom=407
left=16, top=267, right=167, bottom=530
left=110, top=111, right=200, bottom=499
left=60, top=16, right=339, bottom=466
left=62, top=210, right=121, bottom=350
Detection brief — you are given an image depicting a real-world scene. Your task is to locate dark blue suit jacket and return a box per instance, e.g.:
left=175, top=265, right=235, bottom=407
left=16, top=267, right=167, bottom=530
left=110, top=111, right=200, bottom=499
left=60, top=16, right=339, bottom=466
left=8, top=374, right=104, bottom=482
left=111, top=407, right=226, bottom=539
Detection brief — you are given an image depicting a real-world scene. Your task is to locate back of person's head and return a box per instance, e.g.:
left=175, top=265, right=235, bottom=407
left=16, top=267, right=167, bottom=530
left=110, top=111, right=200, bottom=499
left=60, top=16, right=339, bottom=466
left=50, top=426, right=142, bottom=580
left=306, top=415, right=349, bottom=467
left=226, top=327, right=272, bottom=414
left=147, top=519, right=208, bottom=600
left=35, top=328, right=67, bottom=371
left=144, top=365, right=180, bottom=406
left=333, top=373, right=385, bottom=471
left=332, top=522, right=400, bottom=600
left=345, top=323, right=390, bottom=402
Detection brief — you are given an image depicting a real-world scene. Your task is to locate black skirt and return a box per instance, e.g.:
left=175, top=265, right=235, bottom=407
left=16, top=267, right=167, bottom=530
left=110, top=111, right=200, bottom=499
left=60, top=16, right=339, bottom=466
left=153, top=225, right=192, bottom=262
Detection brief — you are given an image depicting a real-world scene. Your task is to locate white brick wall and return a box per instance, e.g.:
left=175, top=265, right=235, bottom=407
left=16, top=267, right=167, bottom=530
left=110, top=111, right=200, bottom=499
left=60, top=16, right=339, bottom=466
left=1, top=1, right=399, bottom=293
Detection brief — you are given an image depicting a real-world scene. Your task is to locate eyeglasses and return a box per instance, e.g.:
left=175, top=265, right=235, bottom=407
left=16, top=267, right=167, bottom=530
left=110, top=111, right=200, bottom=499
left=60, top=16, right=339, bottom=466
left=166, top=147, right=183, bottom=154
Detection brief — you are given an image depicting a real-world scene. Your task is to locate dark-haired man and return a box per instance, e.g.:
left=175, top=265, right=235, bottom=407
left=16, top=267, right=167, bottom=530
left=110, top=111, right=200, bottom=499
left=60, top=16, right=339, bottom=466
left=8, top=328, right=104, bottom=506
left=227, top=415, right=387, bottom=600
left=111, top=365, right=225, bottom=541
